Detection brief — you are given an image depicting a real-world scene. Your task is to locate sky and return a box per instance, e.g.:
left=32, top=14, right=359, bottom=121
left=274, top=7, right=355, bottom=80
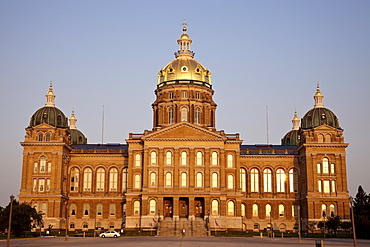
left=0, top=0, right=369, bottom=207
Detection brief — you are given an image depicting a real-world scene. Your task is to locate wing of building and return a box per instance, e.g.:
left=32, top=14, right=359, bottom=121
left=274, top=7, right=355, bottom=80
left=19, top=24, right=350, bottom=236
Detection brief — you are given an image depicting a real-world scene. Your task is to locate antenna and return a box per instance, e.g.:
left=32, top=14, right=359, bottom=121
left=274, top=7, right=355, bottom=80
left=266, top=105, right=269, bottom=145
left=102, top=105, right=105, bottom=144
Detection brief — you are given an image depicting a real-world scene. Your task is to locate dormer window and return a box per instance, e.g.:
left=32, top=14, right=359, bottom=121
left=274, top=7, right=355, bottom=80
left=169, top=92, right=174, bottom=99
left=181, top=66, right=188, bottom=72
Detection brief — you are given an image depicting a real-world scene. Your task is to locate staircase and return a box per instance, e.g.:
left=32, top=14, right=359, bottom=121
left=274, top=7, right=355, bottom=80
left=159, top=217, right=208, bottom=237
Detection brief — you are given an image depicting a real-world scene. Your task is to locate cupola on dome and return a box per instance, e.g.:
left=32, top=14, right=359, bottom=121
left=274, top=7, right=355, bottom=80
left=282, top=110, right=300, bottom=145
left=157, top=22, right=212, bottom=88
left=301, top=85, right=340, bottom=129
left=29, top=84, right=68, bottom=128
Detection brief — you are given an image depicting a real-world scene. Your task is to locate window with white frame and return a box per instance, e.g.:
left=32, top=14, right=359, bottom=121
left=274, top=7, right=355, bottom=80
left=34, top=162, right=38, bottom=173
left=181, top=172, right=187, bottom=187
left=240, top=168, right=246, bottom=192
left=109, top=203, right=116, bottom=216
left=134, top=201, right=140, bottom=215
left=265, top=204, right=272, bottom=217
left=40, top=157, right=46, bottom=173
left=329, top=204, right=335, bottom=217
left=211, top=172, right=218, bottom=188
left=322, top=204, right=327, bottom=217
left=181, top=151, right=187, bottom=166
left=46, top=179, right=50, bottom=191
left=251, top=168, right=259, bottom=192
left=109, top=168, right=118, bottom=192
left=70, top=203, right=77, bottom=216
left=279, top=204, right=285, bottom=217
left=83, top=203, right=90, bottom=216
left=47, top=162, right=51, bottom=173
left=150, top=151, right=157, bottom=166
left=318, top=180, right=322, bottom=192
left=196, top=172, right=203, bottom=187
left=33, top=179, right=37, bottom=191
left=227, top=154, right=233, bottom=168
left=227, top=201, right=235, bottom=216
left=165, top=172, right=172, bottom=187
left=122, top=168, right=127, bottom=192
left=289, top=169, right=298, bottom=193
left=252, top=204, right=258, bottom=217
left=323, top=158, right=329, bottom=174
left=211, top=200, right=219, bottom=215
left=150, top=172, right=157, bottom=187
left=196, top=151, right=203, bottom=166
left=96, top=203, right=103, bottom=216
left=211, top=151, right=218, bottom=166
left=227, top=174, right=234, bottom=189
left=181, top=108, right=188, bottom=121
left=263, top=169, right=272, bottom=192
left=317, top=163, right=321, bottom=174
left=323, top=180, right=330, bottom=193
left=195, top=108, right=201, bottom=124
left=96, top=168, right=105, bottom=192
left=149, top=199, right=156, bottom=214
left=166, top=151, right=172, bottom=165
left=39, top=179, right=45, bottom=192
left=276, top=169, right=285, bottom=192
left=134, top=174, right=141, bottom=189
left=331, top=180, right=336, bottom=192
left=135, top=153, right=141, bottom=167
left=241, top=204, right=246, bottom=217
left=168, top=108, right=174, bottom=124
left=330, top=163, right=335, bottom=174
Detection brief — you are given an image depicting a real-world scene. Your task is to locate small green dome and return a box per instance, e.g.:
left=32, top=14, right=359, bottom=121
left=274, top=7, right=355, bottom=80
left=301, top=107, right=340, bottom=129
left=281, top=130, right=299, bottom=145
left=29, top=106, right=68, bottom=128
left=70, top=129, right=87, bottom=145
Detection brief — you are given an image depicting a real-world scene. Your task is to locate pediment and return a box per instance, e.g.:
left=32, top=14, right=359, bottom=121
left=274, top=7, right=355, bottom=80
left=31, top=123, right=57, bottom=130
left=143, top=123, right=226, bottom=141
left=312, top=124, right=338, bottom=131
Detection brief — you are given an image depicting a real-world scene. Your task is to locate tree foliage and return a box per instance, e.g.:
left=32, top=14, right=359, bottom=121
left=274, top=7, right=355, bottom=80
left=0, top=200, right=42, bottom=237
left=353, top=185, right=370, bottom=239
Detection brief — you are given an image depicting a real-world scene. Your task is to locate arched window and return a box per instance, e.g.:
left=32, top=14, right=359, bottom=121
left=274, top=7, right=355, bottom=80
left=96, top=168, right=105, bottom=192
left=329, top=204, right=335, bottom=217
left=166, top=151, right=172, bottom=166
left=134, top=174, right=141, bottom=189
left=70, top=203, right=77, bottom=216
left=165, top=172, right=172, bottom=187
left=109, top=168, right=118, bottom=192
left=241, top=204, right=246, bottom=217
left=96, top=203, right=103, bottom=216
left=181, top=107, right=188, bottom=121
left=211, top=172, right=218, bottom=188
left=227, top=174, right=234, bottom=189
left=252, top=204, right=259, bottom=217
left=41, top=202, right=47, bottom=216
left=149, top=199, right=156, bottom=214
left=227, top=201, right=235, bottom=216
left=135, top=153, right=141, bottom=167
left=168, top=107, right=174, bottom=124
left=38, top=133, right=43, bottom=142
left=279, top=223, right=286, bottom=231
left=276, top=168, right=285, bottom=192
left=240, top=168, right=247, bottom=192
left=263, top=169, right=272, bottom=192
left=82, top=222, right=88, bottom=229
left=265, top=204, right=272, bottom=217
left=227, top=154, right=233, bottom=168
left=181, top=172, right=187, bottom=187
left=196, top=172, right=203, bottom=187
left=292, top=205, right=297, bottom=217
left=211, top=200, right=219, bottom=215
left=211, top=152, right=218, bottom=166
left=109, top=203, right=116, bottom=215
left=325, top=134, right=331, bottom=143
left=122, top=168, right=128, bottom=192
left=83, top=203, right=90, bottom=216
left=83, top=168, right=92, bottom=191
left=196, top=151, right=203, bottom=166
left=318, top=134, right=324, bottom=143
left=40, top=157, right=46, bottom=173
left=279, top=204, right=285, bottom=217
left=322, top=204, right=327, bottom=217
left=150, top=151, right=157, bottom=166
left=45, top=133, right=51, bottom=141
left=323, top=158, right=329, bottom=174
left=150, top=172, right=156, bottom=187
left=195, top=108, right=201, bottom=124
left=181, top=151, right=187, bottom=166
left=289, top=169, right=298, bottom=193
left=134, top=201, right=140, bottom=215
left=70, top=168, right=79, bottom=192
left=251, top=168, right=259, bottom=192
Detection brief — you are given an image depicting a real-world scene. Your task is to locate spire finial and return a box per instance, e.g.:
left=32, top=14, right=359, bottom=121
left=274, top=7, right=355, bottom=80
left=292, top=109, right=300, bottom=130
left=314, top=82, right=324, bottom=108
left=181, top=19, right=188, bottom=32
left=175, top=19, right=194, bottom=58
left=69, top=108, right=77, bottom=129
left=45, top=82, right=56, bottom=107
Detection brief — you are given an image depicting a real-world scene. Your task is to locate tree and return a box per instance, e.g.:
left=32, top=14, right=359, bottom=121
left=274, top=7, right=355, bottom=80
left=353, top=185, right=370, bottom=239
left=340, top=221, right=352, bottom=236
left=307, top=221, right=317, bottom=237
left=326, top=215, right=341, bottom=237
left=0, top=200, right=42, bottom=237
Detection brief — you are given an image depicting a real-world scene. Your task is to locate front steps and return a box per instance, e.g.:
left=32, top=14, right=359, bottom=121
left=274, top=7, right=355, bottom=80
left=159, top=217, right=208, bottom=237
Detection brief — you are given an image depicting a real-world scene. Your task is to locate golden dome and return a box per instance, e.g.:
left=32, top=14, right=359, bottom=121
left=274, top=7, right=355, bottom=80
left=157, top=23, right=212, bottom=87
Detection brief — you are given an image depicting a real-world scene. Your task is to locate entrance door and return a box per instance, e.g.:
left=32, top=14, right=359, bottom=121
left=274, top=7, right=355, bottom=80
left=195, top=199, right=203, bottom=217
left=179, top=199, right=188, bottom=218
left=164, top=198, right=173, bottom=217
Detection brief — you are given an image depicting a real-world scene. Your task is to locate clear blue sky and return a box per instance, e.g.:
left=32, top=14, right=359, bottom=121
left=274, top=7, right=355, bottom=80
left=1, top=0, right=369, bottom=207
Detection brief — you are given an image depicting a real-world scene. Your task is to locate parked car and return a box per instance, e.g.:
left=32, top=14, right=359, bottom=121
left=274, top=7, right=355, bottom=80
left=99, top=230, right=120, bottom=238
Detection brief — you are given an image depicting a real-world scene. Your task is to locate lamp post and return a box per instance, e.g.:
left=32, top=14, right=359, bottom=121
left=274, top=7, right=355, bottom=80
left=64, top=202, right=68, bottom=242
left=6, top=195, right=14, bottom=247
left=94, top=210, right=97, bottom=238
left=241, top=215, right=243, bottom=233
left=298, top=205, right=301, bottom=243
left=157, top=210, right=160, bottom=236
left=349, top=197, right=357, bottom=247
left=207, top=210, right=210, bottom=236
left=269, top=211, right=272, bottom=239
left=322, top=211, right=326, bottom=239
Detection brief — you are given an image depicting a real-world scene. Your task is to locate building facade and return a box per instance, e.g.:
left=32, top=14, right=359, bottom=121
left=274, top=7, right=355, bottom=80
left=18, top=25, right=350, bottom=235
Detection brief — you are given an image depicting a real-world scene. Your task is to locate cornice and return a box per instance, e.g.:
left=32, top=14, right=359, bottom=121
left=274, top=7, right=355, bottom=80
left=20, top=142, right=72, bottom=151
left=240, top=155, right=296, bottom=159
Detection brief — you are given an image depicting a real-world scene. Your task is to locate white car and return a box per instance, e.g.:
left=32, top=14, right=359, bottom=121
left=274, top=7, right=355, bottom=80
left=99, top=230, right=120, bottom=238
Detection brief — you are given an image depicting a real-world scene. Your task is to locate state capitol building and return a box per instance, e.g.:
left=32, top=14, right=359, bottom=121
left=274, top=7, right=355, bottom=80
left=18, top=24, right=350, bottom=236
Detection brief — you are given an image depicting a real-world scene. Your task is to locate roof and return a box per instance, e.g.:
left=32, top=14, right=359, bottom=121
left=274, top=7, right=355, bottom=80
left=240, top=145, right=297, bottom=155
left=71, top=144, right=128, bottom=154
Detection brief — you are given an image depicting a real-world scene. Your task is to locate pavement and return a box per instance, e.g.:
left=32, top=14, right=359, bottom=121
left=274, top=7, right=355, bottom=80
left=1, top=236, right=369, bottom=247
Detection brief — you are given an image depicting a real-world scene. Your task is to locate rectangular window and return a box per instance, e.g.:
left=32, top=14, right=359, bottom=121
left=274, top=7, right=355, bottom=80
left=33, top=179, right=37, bottom=191
left=323, top=180, right=330, bottom=193
left=47, top=162, right=51, bottom=173
left=39, top=179, right=45, bottom=192
left=317, top=163, right=321, bottom=174
left=34, top=163, right=38, bottom=173
left=182, top=91, right=187, bottom=98
left=331, top=180, right=336, bottom=192
left=318, top=180, right=322, bottom=192
left=330, top=164, right=335, bottom=174
left=46, top=179, right=50, bottom=191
